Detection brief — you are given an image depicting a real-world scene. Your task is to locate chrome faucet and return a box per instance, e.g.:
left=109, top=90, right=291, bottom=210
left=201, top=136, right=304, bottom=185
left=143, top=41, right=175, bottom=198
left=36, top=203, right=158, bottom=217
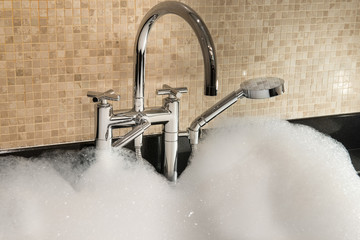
left=87, top=1, right=218, bottom=182
left=87, top=2, right=285, bottom=182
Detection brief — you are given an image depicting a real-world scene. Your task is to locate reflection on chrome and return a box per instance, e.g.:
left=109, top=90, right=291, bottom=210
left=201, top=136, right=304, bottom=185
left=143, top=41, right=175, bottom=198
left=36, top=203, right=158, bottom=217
left=88, top=1, right=217, bottom=182
left=87, top=2, right=285, bottom=182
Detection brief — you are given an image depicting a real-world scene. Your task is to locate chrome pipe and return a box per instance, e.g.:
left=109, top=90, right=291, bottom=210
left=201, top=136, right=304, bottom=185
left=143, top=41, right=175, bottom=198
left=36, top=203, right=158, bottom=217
left=143, top=108, right=172, bottom=124
left=112, top=121, right=151, bottom=148
left=133, top=1, right=217, bottom=113
left=132, top=1, right=217, bottom=181
left=163, top=96, right=180, bottom=181
left=188, top=89, right=245, bottom=145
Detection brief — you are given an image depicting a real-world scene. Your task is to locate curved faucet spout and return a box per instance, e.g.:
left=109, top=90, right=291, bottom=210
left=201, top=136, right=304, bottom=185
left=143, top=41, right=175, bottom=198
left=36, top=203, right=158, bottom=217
left=133, top=1, right=218, bottom=112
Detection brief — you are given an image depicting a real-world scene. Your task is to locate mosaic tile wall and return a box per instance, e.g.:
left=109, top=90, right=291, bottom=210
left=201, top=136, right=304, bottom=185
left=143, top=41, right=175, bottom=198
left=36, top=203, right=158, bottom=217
left=0, top=0, right=359, bottom=149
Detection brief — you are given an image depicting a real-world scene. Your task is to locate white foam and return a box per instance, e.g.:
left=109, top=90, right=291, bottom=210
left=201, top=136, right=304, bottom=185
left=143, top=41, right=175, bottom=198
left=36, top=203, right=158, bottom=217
left=0, top=118, right=360, bottom=240
left=0, top=149, right=183, bottom=240
left=0, top=159, right=77, bottom=239
left=179, top=118, right=360, bottom=239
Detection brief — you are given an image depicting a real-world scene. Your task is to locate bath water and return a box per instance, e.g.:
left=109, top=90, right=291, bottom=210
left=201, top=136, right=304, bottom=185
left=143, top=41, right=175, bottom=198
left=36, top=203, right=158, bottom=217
left=0, top=118, right=359, bottom=240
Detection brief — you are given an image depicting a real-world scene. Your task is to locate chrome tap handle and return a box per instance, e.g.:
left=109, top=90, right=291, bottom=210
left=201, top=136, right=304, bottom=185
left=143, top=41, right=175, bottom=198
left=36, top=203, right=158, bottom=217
left=156, top=84, right=188, bottom=98
left=87, top=89, right=120, bottom=104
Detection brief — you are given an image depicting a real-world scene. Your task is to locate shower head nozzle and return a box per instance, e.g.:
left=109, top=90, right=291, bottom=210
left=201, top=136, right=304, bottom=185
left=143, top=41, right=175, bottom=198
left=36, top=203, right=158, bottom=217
left=240, top=77, right=285, bottom=99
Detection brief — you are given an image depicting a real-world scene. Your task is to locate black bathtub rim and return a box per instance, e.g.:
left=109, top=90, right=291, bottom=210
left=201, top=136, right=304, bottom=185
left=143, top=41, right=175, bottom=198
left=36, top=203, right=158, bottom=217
left=0, top=140, right=95, bottom=158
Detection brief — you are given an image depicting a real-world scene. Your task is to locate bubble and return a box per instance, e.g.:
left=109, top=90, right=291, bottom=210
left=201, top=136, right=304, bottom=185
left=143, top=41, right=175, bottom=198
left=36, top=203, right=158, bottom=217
left=0, top=118, right=360, bottom=240
left=179, top=118, right=360, bottom=239
left=0, top=148, right=183, bottom=240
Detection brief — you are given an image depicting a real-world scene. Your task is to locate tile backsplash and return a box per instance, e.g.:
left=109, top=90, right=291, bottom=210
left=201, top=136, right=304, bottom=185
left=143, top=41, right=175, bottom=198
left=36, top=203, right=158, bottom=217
left=0, top=0, right=359, bottom=149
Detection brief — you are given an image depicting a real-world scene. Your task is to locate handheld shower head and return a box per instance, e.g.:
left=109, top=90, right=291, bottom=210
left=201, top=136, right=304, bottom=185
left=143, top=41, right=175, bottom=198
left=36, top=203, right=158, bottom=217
left=240, top=77, right=285, bottom=99
left=188, top=77, right=286, bottom=146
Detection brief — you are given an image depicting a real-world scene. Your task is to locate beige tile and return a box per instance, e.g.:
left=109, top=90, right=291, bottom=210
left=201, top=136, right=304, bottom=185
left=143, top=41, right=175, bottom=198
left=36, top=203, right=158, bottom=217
left=0, top=0, right=360, bottom=149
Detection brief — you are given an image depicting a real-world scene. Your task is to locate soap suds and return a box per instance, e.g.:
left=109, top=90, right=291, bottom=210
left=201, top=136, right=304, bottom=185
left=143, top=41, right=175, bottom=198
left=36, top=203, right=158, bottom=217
left=0, top=118, right=359, bottom=240
left=179, top=118, right=360, bottom=240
